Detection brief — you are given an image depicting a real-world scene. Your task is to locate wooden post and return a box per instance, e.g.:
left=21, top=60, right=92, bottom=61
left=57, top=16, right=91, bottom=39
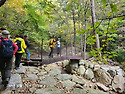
left=66, top=42, right=67, bottom=56
left=41, top=39, right=43, bottom=61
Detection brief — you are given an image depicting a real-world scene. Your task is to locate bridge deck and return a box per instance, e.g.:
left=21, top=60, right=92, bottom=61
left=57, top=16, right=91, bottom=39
left=21, top=56, right=83, bottom=66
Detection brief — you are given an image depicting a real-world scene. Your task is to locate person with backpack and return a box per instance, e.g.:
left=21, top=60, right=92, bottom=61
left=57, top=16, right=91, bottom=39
left=0, top=30, right=18, bottom=88
left=24, top=35, right=31, bottom=62
left=14, top=35, right=26, bottom=70
left=49, top=37, right=56, bottom=58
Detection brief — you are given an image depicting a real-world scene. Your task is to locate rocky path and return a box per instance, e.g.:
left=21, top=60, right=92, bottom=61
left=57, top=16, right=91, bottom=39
left=0, top=60, right=116, bottom=94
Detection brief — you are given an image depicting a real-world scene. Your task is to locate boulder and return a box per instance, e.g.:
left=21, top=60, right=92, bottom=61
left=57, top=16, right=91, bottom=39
left=89, top=63, right=94, bottom=69
left=62, top=60, right=69, bottom=68
left=112, top=75, right=125, bottom=93
left=84, top=68, right=94, bottom=80
left=66, top=61, right=79, bottom=73
left=116, top=69, right=125, bottom=76
left=96, top=82, right=109, bottom=92
left=72, top=76, right=85, bottom=85
left=94, top=69, right=112, bottom=86
left=79, top=60, right=85, bottom=65
left=94, top=65, right=100, bottom=71
left=77, top=65, right=86, bottom=76
left=107, top=69, right=116, bottom=78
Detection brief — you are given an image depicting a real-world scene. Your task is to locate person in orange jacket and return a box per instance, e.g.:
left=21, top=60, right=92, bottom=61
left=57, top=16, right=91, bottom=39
left=49, top=37, right=56, bottom=58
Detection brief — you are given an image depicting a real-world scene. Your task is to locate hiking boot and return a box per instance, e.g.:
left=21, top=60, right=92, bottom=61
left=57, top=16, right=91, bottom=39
left=27, top=60, right=31, bottom=62
left=15, top=67, right=20, bottom=70
left=2, top=78, right=10, bottom=88
left=4, top=81, right=8, bottom=88
left=2, top=80, right=6, bottom=85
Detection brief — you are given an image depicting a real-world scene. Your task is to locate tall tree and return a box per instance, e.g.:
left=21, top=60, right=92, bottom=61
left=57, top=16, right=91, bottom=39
left=90, top=0, right=102, bottom=59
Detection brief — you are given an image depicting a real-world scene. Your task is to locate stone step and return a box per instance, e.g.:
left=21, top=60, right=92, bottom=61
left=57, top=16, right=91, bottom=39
left=0, top=74, right=22, bottom=91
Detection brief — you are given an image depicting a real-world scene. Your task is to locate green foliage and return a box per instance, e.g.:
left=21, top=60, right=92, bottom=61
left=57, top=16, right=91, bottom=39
left=88, top=48, right=105, bottom=63
left=102, top=0, right=107, bottom=4
left=121, top=62, right=125, bottom=71
left=107, top=43, right=117, bottom=51
left=110, top=4, right=117, bottom=13
left=0, top=0, right=124, bottom=58
left=86, top=34, right=96, bottom=45
left=112, top=49, right=125, bottom=63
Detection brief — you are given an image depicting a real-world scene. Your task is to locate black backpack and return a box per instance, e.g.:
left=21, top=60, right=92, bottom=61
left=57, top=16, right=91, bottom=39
left=0, top=38, right=13, bottom=58
left=15, top=40, right=22, bottom=51
left=49, top=39, right=56, bottom=46
left=49, top=40, right=53, bottom=46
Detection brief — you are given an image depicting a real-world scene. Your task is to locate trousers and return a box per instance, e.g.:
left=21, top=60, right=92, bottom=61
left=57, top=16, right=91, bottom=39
left=0, top=57, right=13, bottom=81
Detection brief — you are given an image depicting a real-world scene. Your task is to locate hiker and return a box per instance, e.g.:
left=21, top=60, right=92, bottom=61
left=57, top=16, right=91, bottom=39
left=49, top=36, right=56, bottom=58
left=56, top=38, right=61, bottom=56
left=24, top=35, right=31, bottom=62
left=0, top=30, right=18, bottom=87
left=14, top=35, right=26, bottom=70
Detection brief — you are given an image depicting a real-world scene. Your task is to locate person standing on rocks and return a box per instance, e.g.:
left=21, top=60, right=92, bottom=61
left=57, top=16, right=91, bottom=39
left=14, top=35, right=26, bottom=70
left=0, top=30, right=18, bottom=88
left=24, top=35, right=31, bottom=62
left=49, top=36, right=56, bottom=58
left=56, top=38, right=61, bottom=56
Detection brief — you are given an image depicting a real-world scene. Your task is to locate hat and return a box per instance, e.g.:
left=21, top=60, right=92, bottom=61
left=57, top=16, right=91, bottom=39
left=2, top=30, right=10, bottom=35
left=0, top=27, right=6, bottom=30
left=1, top=30, right=10, bottom=38
left=24, top=35, right=28, bottom=37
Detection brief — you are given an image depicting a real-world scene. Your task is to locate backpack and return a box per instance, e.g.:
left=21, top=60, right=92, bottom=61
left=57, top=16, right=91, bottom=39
left=15, top=40, right=22, bottom=51
left=0, top=38, right=13, bottom=58
left=49, top=39, right=56, bottom=46
left=49, top=40, right=53, bottom=46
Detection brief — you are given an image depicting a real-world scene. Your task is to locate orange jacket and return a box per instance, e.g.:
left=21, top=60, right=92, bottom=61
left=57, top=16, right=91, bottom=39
left=50, top=38, right=56, bottom=48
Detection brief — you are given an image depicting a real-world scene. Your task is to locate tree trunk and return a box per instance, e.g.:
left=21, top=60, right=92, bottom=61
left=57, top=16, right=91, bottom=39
left=83, top=1, right=88, bottom=60
left=90, top=0, right=102, bottom=59
left=78, top=12, right=83, bottom=57
left=0, top=0, right=6, bottom=7
left=72, top=9, right=76, bottom=55
left=83, top=20, right=87, bottom=60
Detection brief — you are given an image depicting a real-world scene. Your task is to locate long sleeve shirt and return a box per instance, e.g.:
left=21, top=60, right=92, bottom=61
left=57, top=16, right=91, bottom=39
left=25, top=39, right=30, bottom=47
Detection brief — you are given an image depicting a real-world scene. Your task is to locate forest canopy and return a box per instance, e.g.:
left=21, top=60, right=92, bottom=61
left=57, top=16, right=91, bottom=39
left=0, top=0, right=125, bottom=64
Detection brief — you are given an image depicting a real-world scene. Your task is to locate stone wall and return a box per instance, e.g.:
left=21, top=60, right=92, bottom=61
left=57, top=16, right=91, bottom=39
left=56, top=59, right=125, bottom=93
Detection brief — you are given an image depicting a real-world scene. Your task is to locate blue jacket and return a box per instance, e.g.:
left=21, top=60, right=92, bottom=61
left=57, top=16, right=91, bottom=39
left=25, top=39, right=30, bottom=47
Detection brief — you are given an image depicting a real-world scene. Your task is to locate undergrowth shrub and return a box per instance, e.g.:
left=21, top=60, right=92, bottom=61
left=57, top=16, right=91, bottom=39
left=112, top=49, right=125, bottom=63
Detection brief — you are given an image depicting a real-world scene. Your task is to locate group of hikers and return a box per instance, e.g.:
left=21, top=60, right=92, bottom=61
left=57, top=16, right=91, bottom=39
left=0, top=27, right=30, bottom=88
left=0, top=27, right=61, bottom=89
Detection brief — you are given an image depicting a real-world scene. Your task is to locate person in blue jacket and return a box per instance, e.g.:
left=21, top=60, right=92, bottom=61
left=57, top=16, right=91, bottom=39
left=24, top=35, right=31, bottom=62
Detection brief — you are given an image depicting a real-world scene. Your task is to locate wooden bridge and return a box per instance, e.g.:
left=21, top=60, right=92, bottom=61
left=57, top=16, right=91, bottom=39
left=21, top=40, right=83, bottom=66
left=21, top=56, right=83, bottom=66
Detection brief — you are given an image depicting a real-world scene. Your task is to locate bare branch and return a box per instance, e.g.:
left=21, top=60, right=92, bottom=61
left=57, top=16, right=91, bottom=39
left=98, top=14, right=125, bottom=20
